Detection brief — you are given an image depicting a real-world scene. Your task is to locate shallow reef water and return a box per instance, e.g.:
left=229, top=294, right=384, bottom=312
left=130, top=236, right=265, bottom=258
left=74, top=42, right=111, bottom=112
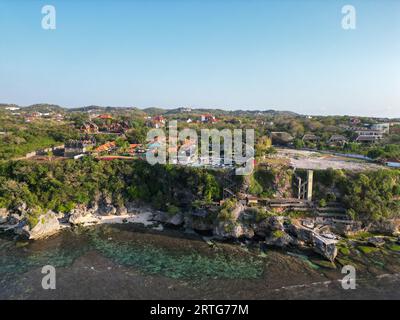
left=1, top=224, right=400, bottom=299
left=0, top=225, right=265, bottom=280
left=89, top=229, right=264, bottom=280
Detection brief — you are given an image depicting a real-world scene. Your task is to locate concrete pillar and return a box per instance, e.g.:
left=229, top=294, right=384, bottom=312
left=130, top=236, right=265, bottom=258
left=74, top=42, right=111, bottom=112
left=297, top=177, right=302, bottom=199
left=307, top=170, right=313, bottom=201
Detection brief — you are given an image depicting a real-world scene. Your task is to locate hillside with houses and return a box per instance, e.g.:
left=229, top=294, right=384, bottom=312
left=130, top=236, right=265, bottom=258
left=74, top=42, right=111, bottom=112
left=1, top=103, right=399, bottom=165
left=1, top=103, right=400, bottom=263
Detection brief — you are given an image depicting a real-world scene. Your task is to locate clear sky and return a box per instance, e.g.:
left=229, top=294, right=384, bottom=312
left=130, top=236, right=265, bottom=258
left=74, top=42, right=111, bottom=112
left=0, top=0, right=399, bottom=117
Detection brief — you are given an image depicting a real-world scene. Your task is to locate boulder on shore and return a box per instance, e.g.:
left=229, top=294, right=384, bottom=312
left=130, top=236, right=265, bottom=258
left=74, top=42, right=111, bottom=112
left=264, top=230, right=294, bottom=248
left=214, top=221, right=254, bottom=239
left=9, top=213, right=25, bottom=225
left=153, top=211, right=184, bottom=226
left=368, top=219, right=400, bottom=236
left=253, top=218, right=270, bottom=237
left=21, top=211, right=61, bottom=240
left=367, top=236, right=385, bottom=247
left=69, top=207, right=99, bottom=225
left=116, top=205, right=128, bottom=216
left=254, top=216, right=287, bottom=239
left=330, top=220, right=364, bottom=237
left=184, top=215, right=214, bottom=232
left=15, top=202, right=28, bottom=215
left=267, top=216, right=285, bottom=231
left=0, top=208, right=9, bottom=224
left=97, top=204, right=117, bottom=216
left=288, top=223, right=314, bottom=244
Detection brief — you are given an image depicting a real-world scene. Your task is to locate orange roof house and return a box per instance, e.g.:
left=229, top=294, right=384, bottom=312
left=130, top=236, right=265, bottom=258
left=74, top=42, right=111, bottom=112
left=97, top=114, right=113, bottom=120
left=95, top=141, right=116, bottom=152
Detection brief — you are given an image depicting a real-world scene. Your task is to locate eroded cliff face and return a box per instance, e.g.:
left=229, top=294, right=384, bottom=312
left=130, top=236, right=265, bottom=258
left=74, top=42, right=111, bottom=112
left=0, top=159, right=224, bottom=225
left=243, top=164, right=294, bottom=198
left=0, top=208, right=8, bottom=224
left=180, top=202, right=340, bottom=262
left=2, top=196, right=400, bottom=263
left=21, top=211, right=61, bottom=240
left=1, top=160, right=399, bottom=263
left=0, top=195, right=137, bottom=239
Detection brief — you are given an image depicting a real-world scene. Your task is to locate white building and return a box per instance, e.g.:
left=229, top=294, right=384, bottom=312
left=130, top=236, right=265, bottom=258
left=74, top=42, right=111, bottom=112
left=371, top=123, right=390, bottom=134
left=5, top=106, right=20, bottom=111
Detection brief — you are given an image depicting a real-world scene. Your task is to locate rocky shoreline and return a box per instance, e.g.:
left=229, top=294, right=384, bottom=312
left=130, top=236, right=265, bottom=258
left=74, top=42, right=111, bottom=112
left=1, top=200, right=400, bottom=263
left=0, top=201, right=157, bottom=240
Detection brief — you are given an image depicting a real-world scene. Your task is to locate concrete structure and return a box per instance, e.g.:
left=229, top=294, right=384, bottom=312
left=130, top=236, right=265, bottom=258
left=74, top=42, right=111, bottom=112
left=296, top=169, right=314, bottom=201
left=371, top=123, right=390, bottom=134
left=356, top=134, right=382, bottom=143
left=64, top=138, right=95, bottom=157
left=307, top=170, right=313, bottom=202
left=353, top=128, right=384, bottom=143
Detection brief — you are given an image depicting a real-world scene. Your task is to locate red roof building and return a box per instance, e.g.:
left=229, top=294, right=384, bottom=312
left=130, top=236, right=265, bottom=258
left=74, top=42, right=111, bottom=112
left=97, top=114, right=113, bottom=120
left=153, top=115, right=165, bottom=122
left=147, top=115, right=166, bottom=128
left=200, top=114, right=217, bottom=123
left=95, top=141, right=116, bottom=152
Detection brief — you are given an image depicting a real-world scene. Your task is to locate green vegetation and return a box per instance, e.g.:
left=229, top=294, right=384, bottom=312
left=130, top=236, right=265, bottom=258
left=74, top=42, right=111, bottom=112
left=344, top=231, right=375, bottom=240
left=0, top=114, right=78, bottom=159
left=310, top=259, right=336, bottom=269
left=218, top=198, right=238, bottom=222
left=367, top=144, right=400, bottom=161
left=1, top=104, right=400, bottom=226
left=319, top=199, right=327, bottom=207
left=0, top=127, right=71, bottom=160
left=388, top=244, right=400, bottom=252
left=339, top=247, right=350, bottom=255
left=167, top=205, right=180, bottom=216
left=255, top=136, right=276, bottom=158
left=125, top=120, right=148, bottom=144
left=358, top=246, right=379, bottom=254
left=243, top=207, right=270, bottom=223
left=0, top=158, right=222, bottom=217
left=26, top=207, right=42, bottom=229
left=248, top=163, right=293, bottom=198
left=314, top=169, right=400, bottom=221
left=272, top=230, right=285, bottom=238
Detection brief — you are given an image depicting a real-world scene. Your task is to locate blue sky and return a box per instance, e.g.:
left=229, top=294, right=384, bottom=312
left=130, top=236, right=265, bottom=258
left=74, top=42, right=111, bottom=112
left=0, top=0, right=399, bottom=117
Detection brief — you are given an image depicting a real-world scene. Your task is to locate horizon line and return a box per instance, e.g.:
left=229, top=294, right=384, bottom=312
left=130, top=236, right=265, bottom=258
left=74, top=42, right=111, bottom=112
left=1, top=101, right=399, bottom=119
